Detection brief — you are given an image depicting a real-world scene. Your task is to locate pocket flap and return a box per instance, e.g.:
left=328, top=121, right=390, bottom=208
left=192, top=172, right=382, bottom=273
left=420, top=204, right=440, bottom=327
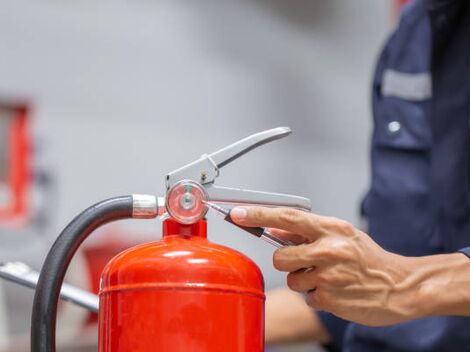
left=382, top=69, right=432, bottom=101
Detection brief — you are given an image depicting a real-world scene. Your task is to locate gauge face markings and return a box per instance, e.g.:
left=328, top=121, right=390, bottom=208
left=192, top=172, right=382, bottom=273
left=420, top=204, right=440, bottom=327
left=166, top=180, right=208, bottom=224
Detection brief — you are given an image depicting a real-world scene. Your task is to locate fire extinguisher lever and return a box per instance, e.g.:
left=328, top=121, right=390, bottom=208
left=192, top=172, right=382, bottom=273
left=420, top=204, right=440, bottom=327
left=203, top=184, right=310, bottom=210
left=166, top=127, right=311, bottom=211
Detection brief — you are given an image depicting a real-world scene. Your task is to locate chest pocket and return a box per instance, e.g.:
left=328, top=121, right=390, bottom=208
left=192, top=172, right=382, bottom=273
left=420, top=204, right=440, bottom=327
left=362, top=2, right=442, bottom=255
left=370, top=68, right=434, bottom=201
left=366, top=69, right=438, bottom=255
left=373, top=69, right=432, bottom=151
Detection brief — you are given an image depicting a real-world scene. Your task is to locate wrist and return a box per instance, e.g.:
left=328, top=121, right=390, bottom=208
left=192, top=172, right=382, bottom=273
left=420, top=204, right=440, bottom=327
left=381, top=253, right=426, bottom=321
left=400, top=253, right=470, bottom=319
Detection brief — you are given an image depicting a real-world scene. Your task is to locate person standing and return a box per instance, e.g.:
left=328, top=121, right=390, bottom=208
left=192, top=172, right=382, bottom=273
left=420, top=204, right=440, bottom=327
left=247, top=1, right=470, bottom=351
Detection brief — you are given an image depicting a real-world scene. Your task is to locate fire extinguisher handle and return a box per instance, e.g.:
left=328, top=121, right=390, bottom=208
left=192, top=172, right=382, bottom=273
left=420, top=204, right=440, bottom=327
left=204, top=184, right=311, bottom=211
left=208, top=126, right=292, bottom=169
left=167, top=127, right=291, bottom=188
left=166, top=127, right=311, bottom=212
left=166, top=127, right=292, bottom=189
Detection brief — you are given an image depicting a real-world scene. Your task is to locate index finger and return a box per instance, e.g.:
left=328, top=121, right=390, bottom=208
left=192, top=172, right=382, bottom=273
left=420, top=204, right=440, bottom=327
left=231, top=206, right=328, bottom=241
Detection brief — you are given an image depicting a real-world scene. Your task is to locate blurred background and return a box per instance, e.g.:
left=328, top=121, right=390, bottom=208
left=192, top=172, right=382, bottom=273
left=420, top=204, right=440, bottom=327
left=0, top=0, right=395, bottom=351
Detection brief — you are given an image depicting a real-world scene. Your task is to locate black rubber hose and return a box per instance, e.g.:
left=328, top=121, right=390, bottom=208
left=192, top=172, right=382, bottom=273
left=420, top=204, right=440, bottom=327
left=31, top=196, right=134, bottom=352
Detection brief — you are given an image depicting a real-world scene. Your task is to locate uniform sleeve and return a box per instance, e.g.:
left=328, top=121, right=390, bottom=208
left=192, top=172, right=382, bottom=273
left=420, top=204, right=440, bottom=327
left=317, top=311, right=350, bottom=351
left=458, top=247, right=470, bottom=259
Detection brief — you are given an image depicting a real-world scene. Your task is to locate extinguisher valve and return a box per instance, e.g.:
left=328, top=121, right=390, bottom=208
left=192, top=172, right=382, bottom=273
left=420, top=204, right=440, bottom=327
left=164, top=127, right=312, bottom=225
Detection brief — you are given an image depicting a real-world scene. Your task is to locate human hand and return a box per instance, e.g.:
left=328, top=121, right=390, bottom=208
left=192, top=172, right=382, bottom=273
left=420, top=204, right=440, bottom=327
left=231, top=207, right=426, bottom=326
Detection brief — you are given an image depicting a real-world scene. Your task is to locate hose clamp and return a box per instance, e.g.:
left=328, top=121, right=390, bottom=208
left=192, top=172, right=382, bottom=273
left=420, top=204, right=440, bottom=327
left=132, top=194, right=159, bottom=218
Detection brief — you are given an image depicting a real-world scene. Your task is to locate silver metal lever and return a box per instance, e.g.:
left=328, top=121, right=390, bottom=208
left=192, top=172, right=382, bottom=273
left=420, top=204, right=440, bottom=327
left=166, top=127, right=292, bottom=187
left=165, top=127, right=311, bottom=211
left=209, top=127, right=291, bottom=169
left=204, top=185, right=311, bottom=211
left=0, top=262, right=99, bottom=313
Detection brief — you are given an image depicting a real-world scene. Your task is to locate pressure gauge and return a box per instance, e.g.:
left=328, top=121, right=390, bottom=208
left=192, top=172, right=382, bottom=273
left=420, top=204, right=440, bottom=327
left=165, top=180, right=208, bottom=224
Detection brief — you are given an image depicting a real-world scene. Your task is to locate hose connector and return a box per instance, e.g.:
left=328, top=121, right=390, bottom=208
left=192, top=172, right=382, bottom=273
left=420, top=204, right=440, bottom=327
left=132, top=194, right=165, bottom=219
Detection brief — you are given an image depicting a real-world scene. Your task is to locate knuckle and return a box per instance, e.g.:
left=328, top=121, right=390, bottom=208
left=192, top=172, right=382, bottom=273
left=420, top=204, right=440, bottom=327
left=317, top=269, right=340, bottom=286
left=313, top=246, right=336, bottom=261
left=316, top=272, right=328, bottom=285
left=250, top=207, right=266, bottom=221
left=337, top=219, right=355, bottom=235
left=304, top=244, right=323, bottom=262
left=278, top=208, right=302, bottom=227
left=317, top=238, right=355, bottom=262
left=333, top=240, right=356, bottom=261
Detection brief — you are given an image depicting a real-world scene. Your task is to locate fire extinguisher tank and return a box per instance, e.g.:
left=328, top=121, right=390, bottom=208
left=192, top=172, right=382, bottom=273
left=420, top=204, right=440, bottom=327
left=98, top=219, right=265, bottom=352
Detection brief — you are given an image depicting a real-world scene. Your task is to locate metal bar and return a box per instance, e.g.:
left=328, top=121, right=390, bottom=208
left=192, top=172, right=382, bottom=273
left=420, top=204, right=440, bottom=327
left=0, top=262, right=99, bottom=313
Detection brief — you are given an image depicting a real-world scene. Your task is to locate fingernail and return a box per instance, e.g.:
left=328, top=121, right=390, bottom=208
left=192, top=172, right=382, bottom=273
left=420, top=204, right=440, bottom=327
left=231, top=207, right=247, bottom=220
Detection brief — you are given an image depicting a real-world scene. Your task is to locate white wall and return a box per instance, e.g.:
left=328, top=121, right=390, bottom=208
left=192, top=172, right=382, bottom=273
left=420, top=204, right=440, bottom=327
left=0, top=0, right=391, bottom=349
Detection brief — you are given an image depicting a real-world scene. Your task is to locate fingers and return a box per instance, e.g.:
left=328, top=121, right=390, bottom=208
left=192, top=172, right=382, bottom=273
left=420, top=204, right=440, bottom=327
left=286, top=268, right=336, bottom=312
left=305, top=289, right=326, bottom=311
left=230, top=205, right=366, bottom=317
left=231, top=206, right=328, bottom=241
left=281, top=266, right=328, bottom=312
left=273, top=244, right=328, bottom=272
left=286, top=267, right=318, bottom=292
left=268, top=228, right=307, bottom=245
left=274, top=234, right=350, bottom=272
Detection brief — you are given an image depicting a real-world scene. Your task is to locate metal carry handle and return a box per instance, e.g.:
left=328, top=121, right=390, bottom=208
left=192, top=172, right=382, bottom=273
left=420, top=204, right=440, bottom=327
left=166, top=127, right=291, bottom=186
left=209, top=127, right=291, bottom=169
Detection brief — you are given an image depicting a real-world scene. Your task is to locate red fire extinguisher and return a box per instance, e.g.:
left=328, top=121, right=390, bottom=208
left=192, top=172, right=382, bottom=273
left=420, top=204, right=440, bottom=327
left=2, top=127, right=311, bottom=351
left=98, top=218, right=265, bottom=352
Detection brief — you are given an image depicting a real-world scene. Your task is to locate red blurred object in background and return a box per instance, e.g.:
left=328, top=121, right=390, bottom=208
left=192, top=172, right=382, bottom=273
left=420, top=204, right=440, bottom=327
left=395, top=0, right=411, bottom=17
left=82, top=232, right=140, bottom=325
left=98, top=219, right=265, bottom=352
left=0, top=102, right=30, bottom=224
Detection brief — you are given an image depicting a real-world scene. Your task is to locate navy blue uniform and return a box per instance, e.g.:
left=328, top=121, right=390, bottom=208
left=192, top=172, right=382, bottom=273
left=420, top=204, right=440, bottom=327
left=319, top=1, right=470, bottom=351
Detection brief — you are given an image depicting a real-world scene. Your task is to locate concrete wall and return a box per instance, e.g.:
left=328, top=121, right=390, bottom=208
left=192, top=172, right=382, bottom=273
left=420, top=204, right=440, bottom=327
left=0, top=0, right=391, bottom=350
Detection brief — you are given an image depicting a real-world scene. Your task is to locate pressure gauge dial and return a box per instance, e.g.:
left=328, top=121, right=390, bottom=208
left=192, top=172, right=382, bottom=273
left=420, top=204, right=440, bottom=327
left=166, top=180, right=208, bottom=224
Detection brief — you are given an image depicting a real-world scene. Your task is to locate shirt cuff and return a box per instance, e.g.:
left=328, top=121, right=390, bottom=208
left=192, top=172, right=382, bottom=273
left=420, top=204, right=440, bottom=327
left=316, top=311, right=349, bottom=351
left=458, top=247, right=470, bottom=259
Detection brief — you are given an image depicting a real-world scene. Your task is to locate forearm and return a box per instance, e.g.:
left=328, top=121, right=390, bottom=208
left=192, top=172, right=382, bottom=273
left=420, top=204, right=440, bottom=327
left=403, top=252, right=470, bottom=319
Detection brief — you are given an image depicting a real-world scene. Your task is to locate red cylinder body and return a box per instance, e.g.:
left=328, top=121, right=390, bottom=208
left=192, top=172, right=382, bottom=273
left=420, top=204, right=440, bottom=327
left=98, top=219, right=265, bottom=351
